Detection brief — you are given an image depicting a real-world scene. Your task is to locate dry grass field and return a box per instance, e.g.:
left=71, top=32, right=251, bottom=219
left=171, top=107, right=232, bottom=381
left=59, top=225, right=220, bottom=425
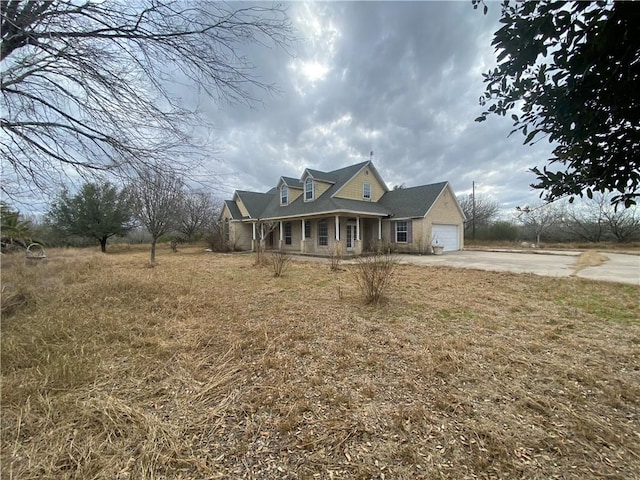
left=2, top=245, right=639, bottom=479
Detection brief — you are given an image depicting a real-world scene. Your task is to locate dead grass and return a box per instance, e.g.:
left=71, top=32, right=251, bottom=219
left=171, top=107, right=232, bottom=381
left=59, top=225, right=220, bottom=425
left=2, top=246, right=639, bottom=479
left=572, top=250, right=609, bottom=274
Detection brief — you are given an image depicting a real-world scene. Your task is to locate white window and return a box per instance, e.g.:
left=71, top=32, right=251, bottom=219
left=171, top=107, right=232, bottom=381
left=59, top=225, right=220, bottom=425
left=281, top=185, right=288, bottom=205
left=305, top=178, right=313, bottom=201
left=363, top=182, right=371, bottom=200
left=318, top=219, right=328, bottom=246
left=396, top=221, right=407, bottom=243
left=284, top=222, right=292, bottom=245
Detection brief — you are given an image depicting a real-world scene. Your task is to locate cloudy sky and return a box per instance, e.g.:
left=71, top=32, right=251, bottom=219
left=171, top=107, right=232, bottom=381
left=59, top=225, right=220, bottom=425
left=197, top=1, right=557, bottom=215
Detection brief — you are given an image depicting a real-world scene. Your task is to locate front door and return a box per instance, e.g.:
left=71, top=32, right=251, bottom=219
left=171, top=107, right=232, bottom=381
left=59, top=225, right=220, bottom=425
left=346, top=224, right=355, bottom=250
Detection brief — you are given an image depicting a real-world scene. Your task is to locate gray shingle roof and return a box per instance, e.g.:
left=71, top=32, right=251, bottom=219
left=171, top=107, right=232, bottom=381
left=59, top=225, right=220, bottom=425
left=223, top=200, right=243, bottom=220
left=378, top=182, right=448, bottom=218
left=281, top=176, right=302, bottom=188
left=235, top=190, right=272, bottom=218
left=224, top=162, right=449, bottom=222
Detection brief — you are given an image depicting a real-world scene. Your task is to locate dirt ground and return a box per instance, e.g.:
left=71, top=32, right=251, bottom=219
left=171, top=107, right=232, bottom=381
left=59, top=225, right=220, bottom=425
left=2, top=246, right=639, bottom=479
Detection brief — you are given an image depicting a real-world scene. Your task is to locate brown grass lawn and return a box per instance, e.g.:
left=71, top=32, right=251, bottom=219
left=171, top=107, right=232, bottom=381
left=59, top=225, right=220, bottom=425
left=2, top=246, right=639, bottom=479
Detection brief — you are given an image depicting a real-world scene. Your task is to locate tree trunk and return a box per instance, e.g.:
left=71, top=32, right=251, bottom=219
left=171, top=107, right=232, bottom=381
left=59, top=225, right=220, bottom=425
left=100, top=236, right=108, bottom=253
left=150, top=239, right=157, bottom=264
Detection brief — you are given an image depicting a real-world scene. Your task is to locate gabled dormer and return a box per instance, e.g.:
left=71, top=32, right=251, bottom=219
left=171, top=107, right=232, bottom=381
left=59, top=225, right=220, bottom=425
left=277, top=176, right=303, bottom=206
left=300, top=169, right=335, bottom=202
left=332, top=161, right=388, bottom=202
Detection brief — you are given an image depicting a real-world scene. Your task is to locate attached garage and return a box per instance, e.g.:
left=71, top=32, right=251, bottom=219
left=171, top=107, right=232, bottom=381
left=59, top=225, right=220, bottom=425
left=431, top=224, right=459, bottom=252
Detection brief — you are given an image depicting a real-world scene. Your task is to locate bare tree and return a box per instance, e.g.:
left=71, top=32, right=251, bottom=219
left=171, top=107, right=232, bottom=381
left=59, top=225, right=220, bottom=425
left=603, top=206, right=640, bottom=242
left=562, top=194, right=608, bottom=242
left=516, top=202, right=563, bottom=245
left=129, top=169, right=185, bottom=264
left=254, top=219, right=277, bottom=265
left=457, top=194, right=499, bottom=235
left=177, top=191, right=219, bottom=243
left=1, top=1, right=292, bottom=199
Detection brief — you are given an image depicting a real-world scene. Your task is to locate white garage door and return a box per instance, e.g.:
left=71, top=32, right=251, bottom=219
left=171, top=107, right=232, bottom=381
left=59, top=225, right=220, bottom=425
left=432, top=224, right=459, bottom=252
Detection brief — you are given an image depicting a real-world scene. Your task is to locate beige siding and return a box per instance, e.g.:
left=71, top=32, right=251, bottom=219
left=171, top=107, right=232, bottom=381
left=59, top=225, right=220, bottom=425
left=382, top=219, right=428, bottom=253
left=275, top=220, right=303, bottom=252
left=314, top=181, right=332, bottom=198
left=289, top=188, right=303, bottom=203
left=334, top=167, right=385, bottom=202
left=424, top=186, right=465, bottom=250
left=221, top=203, right=252, bottom=250
left=220, top=203, right=232, bottom=222
left=236, top=197, right=249, bottom=217
left=381, top=186, right=465, bottom=253
left=229, top=221, right=252, bottom=250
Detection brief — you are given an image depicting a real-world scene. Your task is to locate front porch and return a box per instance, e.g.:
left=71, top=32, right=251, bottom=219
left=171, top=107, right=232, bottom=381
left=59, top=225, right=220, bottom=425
left=249, top=215, right=385, bottom=256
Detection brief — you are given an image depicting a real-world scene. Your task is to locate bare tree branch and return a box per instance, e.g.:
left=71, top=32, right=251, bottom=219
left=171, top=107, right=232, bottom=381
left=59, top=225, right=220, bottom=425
left=1, top=0, right=293, bottom=200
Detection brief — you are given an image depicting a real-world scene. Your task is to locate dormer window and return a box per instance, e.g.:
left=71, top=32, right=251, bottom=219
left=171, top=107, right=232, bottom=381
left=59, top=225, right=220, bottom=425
left=281, top=184, right=289, bottom=205
left=363, top=182, right=371, bottom=200
left=305, top=178, right=314, bottom=201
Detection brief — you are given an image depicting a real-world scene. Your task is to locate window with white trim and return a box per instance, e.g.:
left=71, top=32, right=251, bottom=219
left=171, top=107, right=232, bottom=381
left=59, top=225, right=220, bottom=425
left=305, top=178, right=314, bottom=201
left=281, top=185, right=288, bottom=205
left=396, top=221, right=408, bottom=243
left=304, top=221, right=311, bottom=239
left=318, top=219, right=328, bottom=246
left=363, top=182, right=371, bottom=200
left=284, top=222, right=292, bottom=245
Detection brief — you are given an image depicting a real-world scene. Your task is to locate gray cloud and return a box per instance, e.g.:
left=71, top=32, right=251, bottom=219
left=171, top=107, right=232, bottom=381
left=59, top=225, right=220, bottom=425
left=203, top=1, right=557, bottom=216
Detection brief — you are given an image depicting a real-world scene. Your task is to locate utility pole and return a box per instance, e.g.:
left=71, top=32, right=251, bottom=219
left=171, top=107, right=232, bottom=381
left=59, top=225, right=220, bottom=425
left=472, top=181, right=476, bottom=241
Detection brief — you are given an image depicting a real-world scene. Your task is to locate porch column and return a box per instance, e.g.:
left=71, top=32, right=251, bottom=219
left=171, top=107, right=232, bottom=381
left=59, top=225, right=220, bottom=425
left=335, top=215, right=340, bottom=241
left=279, top=220, right=284, bottom=250
left=252, top=222, right=257, bottom=251
left=355, top=216, right=363, bottom=255
left=301, top=219, right=306, bottom=253
left=378, top=218, right=382, bottom=240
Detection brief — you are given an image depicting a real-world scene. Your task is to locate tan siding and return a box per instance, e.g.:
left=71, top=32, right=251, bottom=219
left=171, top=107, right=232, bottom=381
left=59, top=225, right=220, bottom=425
left=278, top=220, right=302, bottom=252
left=381, top=219, right=429, bottom=253
left=424, top=186, right=465, bottom=250
left=334, top=168, right=385, bottom=201
left=236, top=197, right=249, bottom=217
left=427, top=188, right=463, bottom=224
left=229, top=221, right=252, bottom=250
left=362, top=186, right=466, bottom=253
left=314, top=181, right=332, bottom=198
left=221, top=204, right=252, bottom=250
left=220, top=204, right=232, bottom=221
left=289, top=188, right=303, bottom=203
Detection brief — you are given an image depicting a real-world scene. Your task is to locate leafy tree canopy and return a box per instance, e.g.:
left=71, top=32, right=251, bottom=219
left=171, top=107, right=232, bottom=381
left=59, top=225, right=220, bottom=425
left=475, top=1, right=640, bottom=208
left=1, top=201, right=36, bottom=249
left=46, top=182, right=133, bottom=252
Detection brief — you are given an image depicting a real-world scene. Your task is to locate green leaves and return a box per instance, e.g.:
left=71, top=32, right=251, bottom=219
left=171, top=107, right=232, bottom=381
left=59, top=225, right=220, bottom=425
left=475, top=0, right=640, bottom=208
left=46, top=182, right=133, bottom=251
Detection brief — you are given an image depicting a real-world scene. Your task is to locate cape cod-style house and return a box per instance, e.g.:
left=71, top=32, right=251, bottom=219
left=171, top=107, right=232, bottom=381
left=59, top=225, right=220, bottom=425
left=220, top=160, right=465, bottom=255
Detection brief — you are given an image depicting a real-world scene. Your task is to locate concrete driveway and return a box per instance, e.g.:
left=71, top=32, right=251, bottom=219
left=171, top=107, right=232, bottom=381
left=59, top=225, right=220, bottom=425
left=395, top=250, right=640, bottom=286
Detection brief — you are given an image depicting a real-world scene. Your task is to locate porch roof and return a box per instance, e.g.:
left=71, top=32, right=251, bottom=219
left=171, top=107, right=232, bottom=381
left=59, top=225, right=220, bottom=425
left=256, top=194, right=391, bottom=221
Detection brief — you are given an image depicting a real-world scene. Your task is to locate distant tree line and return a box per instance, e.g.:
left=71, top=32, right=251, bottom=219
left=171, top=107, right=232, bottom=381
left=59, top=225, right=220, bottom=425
left=458, top=193, right=640, bottom=244
left=2, top=171, right=229, bottom=262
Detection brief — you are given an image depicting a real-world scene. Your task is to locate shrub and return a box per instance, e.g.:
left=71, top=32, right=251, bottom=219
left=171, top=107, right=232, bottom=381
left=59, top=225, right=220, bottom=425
left=329, top=243, right=342, bottom=271
left=270, top=250, right=291, bottom=277
left=351, top=252, right=398, bottom=304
